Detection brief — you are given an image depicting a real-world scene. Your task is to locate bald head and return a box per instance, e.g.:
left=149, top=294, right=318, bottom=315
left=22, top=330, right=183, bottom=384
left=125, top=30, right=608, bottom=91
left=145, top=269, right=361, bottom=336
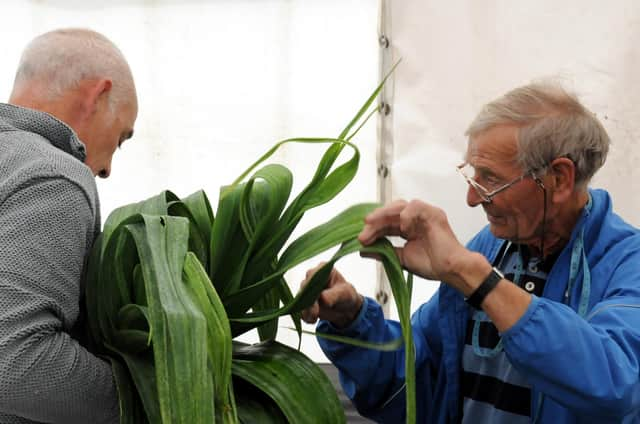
left=9, top=28, right=138, bottom=178
left=11, top=28, right=136, bottom=108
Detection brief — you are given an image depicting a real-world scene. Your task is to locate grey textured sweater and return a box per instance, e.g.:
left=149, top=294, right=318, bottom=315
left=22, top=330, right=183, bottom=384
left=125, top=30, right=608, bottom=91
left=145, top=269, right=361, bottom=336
left=0, top=104, right=118, bottom=423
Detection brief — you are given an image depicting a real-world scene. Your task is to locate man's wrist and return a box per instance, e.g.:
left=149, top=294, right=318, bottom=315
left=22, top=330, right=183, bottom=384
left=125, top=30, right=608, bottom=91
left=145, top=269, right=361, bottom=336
left=465, top=267, right=504, bottom=309
left=331, top=294, right=365, bottom=329
left=451, top=251, right=494, bottom=296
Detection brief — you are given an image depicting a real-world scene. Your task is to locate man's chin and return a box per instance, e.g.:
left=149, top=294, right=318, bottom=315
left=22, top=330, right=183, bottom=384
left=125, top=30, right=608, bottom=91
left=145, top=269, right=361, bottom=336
left=488, top=223, right=510, bottom=240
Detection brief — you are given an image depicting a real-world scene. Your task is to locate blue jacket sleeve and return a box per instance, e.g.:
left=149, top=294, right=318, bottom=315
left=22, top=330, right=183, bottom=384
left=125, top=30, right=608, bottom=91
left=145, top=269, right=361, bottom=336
left=502, top=239, right=640, bottom=419
left=317, top=293, right=442, bottom=423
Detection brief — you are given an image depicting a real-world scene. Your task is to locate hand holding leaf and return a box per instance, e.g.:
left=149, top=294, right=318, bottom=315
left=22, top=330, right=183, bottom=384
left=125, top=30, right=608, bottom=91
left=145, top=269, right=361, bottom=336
left=300, top=263, right=364, bottom=329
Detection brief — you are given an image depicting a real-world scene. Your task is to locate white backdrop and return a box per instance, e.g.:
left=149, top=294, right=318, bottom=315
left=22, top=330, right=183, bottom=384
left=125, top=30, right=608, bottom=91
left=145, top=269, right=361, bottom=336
left=380, top=0, right=640, bottom=318
left=0, top=0, right=379, bottom=362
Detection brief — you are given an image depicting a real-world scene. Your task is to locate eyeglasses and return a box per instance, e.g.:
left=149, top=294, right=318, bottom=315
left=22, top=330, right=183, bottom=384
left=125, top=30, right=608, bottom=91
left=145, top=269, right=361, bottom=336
left=456, top=162, right=533, bottom=203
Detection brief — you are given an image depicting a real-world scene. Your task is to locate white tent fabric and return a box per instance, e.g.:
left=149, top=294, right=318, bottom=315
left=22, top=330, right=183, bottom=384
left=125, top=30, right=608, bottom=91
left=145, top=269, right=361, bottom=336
left=379, top=0, right=640, bottom=319
left=0, top=0, right=378, bottom=362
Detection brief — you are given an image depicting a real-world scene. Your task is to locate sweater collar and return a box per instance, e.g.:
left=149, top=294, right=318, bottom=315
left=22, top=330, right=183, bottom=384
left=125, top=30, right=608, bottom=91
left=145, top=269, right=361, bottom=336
left=0, top=103, right=87, bottom=162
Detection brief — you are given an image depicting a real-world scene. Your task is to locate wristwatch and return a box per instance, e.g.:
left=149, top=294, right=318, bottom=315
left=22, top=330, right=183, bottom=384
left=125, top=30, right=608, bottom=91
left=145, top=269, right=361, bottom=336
left=465, top=267, right=504, bottom=309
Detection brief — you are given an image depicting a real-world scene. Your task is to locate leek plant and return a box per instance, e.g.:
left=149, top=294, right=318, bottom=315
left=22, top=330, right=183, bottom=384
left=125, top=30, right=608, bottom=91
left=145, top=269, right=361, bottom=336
left=85, top=67, right=416, bottom=423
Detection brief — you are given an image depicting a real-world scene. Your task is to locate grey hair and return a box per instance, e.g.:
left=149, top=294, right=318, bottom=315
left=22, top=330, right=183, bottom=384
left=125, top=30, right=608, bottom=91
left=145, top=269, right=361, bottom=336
left=465, top=81, right=610, bottom=190
left=12, top=28, right=135, bottom=107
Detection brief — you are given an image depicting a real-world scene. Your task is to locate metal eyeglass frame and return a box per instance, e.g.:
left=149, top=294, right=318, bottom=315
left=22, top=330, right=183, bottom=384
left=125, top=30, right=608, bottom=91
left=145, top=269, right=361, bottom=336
left=456, top=162, right=537, bottom=203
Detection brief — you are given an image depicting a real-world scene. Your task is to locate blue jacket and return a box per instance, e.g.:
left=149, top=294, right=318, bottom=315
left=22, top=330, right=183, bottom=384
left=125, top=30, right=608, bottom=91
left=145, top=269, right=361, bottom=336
left=318, top=189, right=640, bottom=423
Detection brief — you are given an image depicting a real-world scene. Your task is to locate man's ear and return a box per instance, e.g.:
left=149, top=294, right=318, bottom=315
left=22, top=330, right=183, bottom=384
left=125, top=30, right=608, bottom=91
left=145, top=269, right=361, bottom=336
left=80, top=78, right=113, bottom=117
left=549, top=157, right=576, bottom=203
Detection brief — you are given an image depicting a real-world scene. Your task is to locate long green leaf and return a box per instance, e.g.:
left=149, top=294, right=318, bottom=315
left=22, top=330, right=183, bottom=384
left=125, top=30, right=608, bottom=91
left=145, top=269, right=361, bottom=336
left=127, top=215, right=213, bottom=423
left=278, top=202, right=378, bottom=270
left=225, top=164, right=293, bottom=296
left=233, top=377, right=287, bottom=424
left=210, top=184, right=248, bottom=296
left=223, top=203, right=377, bottom=322
left=360, top=240, right=415, bottom=424
left=85, top=233, right=105, bottom=351
left=291, top=328, right=403, bottom=352
left=254, top=287, right=280, bottom=341
left=250, top=138, right=360, bottom=265
left=277, top=61, right=397, bottom=228
left=182, top=251, right=235, bottom=421
left=109, top=356, right=151, bottom=424
left=181, top=190, right=215, bottom=250
left=232, top=341, right=345, bottom=424
left=229, top=239, right=362, bottom=325
left=168, top=201, right=210, bottom=270
left=108, top=345, right=161, bottom=423
left=102, top=191, right=178, bottom=244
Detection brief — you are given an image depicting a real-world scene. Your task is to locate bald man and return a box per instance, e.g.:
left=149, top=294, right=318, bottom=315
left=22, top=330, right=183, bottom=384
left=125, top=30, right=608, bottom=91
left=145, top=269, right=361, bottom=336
left=0, top=28, right=138, bottom=423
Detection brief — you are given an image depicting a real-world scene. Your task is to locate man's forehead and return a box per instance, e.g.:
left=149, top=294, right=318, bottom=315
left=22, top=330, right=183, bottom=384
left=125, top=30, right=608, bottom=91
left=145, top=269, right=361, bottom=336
left=468, top=126, right=518, bottom=150
left=465, top=125, right=520, bottom=167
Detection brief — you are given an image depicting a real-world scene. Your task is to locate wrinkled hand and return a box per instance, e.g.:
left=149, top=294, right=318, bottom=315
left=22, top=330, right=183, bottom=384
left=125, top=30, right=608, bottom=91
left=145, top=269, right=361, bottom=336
left=358, top=199, right=485, bottom=293
left=300, top=263, right=364, bottom=329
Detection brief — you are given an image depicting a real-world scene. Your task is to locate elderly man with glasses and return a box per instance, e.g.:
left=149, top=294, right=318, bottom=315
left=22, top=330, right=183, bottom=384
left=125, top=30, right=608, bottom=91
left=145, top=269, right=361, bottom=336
left=301, top=82, right=640, bottom=423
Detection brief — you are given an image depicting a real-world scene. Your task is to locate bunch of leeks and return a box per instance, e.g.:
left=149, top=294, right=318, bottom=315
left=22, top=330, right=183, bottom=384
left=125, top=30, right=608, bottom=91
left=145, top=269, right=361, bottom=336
left=85, top=68, right=416, bottom=424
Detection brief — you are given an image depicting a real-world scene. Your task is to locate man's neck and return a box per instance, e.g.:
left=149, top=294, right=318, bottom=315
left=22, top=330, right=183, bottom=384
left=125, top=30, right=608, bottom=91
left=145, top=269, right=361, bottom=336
left=9, top=81, right=85, bottom=131
left=526, top=190, right=589, bottom=259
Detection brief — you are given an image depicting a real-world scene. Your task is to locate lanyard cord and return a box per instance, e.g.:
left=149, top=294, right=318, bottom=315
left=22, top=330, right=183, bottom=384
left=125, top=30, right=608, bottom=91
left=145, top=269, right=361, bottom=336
left=473, top=195, right=592, bottom=344
left=532, top=194, right=593, bottom=423
left=471, top=178, right=543, bottom=358
left=473, top=228, right=592, bottom=419
left=471, top=243, right=523, bottom=358
left=470, top=171, right=593, bottom=421
left=566, top=226, right=592, bottom=317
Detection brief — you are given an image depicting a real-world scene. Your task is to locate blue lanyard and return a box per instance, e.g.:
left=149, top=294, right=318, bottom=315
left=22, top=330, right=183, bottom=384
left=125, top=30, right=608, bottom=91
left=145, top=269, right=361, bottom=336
left=566, top=226, right=592, bottom=318
left=472, top=193, right=592, bottom=357
left=570, top=193, right=593, bottom=318
left=470, top=196, right=593, bottom=423
left=471, top=243, right=523, bottom=358
left=473, top=225, right=593, bottom=420
left=532, top=194, right=592, bottom=423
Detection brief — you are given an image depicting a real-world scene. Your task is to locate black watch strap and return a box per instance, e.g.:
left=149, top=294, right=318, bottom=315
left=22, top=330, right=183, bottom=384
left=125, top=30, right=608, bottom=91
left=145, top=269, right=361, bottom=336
left=465, top=267, right=504, bottom=310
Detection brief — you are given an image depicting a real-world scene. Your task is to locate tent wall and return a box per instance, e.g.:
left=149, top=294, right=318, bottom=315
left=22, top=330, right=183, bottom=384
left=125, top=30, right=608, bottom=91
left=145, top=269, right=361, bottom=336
left=379, top=0, right=640, bottom=319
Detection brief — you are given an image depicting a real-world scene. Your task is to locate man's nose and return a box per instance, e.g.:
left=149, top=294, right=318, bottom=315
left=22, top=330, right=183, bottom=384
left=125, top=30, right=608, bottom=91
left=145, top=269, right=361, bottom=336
left=466, top=185, right=484, bottom=207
